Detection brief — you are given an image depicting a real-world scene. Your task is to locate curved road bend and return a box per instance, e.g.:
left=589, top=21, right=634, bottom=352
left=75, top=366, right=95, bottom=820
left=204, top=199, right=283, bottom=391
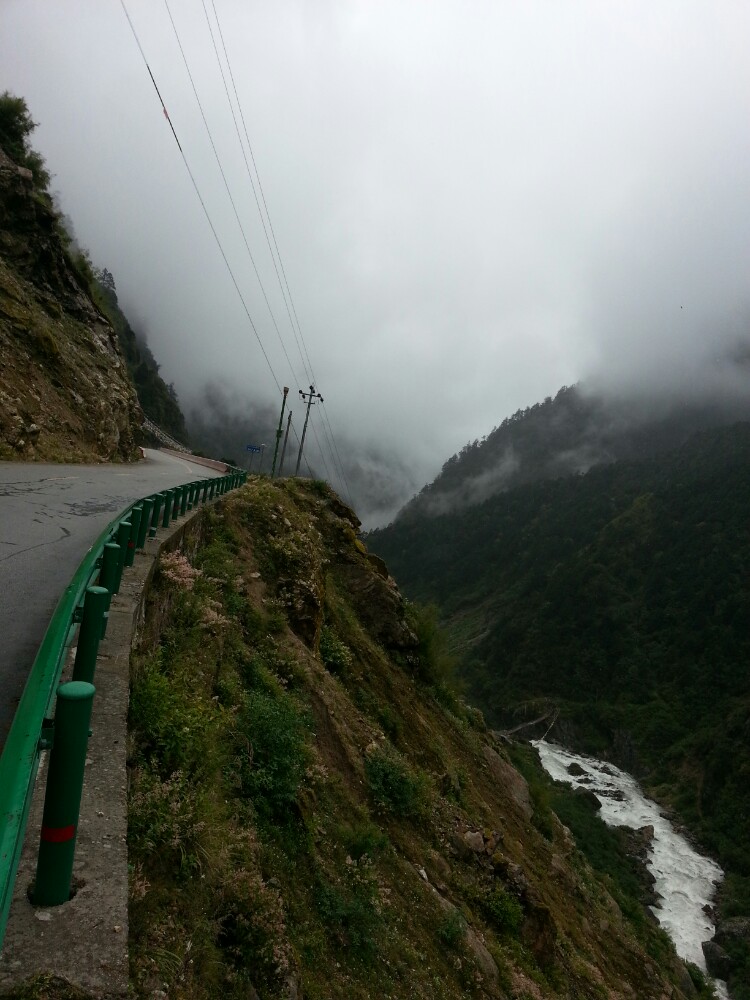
left=0, top=449, right=223, bottom=751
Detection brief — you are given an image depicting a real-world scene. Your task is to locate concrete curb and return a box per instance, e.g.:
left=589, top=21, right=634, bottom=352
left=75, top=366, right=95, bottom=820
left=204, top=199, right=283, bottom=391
left=0, top=504, right=214, bottom=998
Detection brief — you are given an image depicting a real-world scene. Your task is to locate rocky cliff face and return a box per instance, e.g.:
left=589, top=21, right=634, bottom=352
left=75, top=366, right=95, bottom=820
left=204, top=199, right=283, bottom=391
left=0, top=146, right=141, bottom=462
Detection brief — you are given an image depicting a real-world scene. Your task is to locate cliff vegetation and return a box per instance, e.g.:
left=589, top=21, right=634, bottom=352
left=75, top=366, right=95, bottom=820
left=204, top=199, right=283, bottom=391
left=123, top=479, right=710, bottom=999
left=0, top=93, right=141, bottom=462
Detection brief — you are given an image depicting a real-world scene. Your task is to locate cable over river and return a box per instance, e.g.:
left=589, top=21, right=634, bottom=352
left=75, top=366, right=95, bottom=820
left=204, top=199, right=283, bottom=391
left=533, top=740, right=729, bottom=1000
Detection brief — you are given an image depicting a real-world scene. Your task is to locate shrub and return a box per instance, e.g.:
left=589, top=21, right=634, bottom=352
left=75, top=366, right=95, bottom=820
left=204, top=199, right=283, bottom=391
left=341, top=820, right=389, bottom=861
left=437, top=908, right=467, bottom=949
left=364, top=745, right=430, bottom=819
left=315, top=859, right=383, bottom=959
left=217, top=867, right=293, bottom=987
left=320, top=624, right=353, bottom=674
left=482, top=887, right=523, bottom=935
left=0, top=91, right=50, bottom=188
left=404, top=603, right=458, bottom=688
left=130, top=651, right=216, bottom=777
left=238, top=689, right=309, bottom=818
left=129, top=767, right=206, bottom=872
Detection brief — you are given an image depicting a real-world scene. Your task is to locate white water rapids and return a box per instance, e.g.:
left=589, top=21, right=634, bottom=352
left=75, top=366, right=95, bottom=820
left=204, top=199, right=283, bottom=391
left=533, top=740, right=729, bottom=999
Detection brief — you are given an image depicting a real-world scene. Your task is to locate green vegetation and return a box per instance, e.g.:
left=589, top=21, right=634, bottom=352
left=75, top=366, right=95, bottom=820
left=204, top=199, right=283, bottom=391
left=370, top=420, right=750, bottom=996
left=1, top=92, right=186, bottom=445
left=90, top=268, right=189, bottom=443
left=364, top=743, right=431, bottom=819
left=0, top=91, right=50, bottom=189
left=125, top=480, right=700, bottom=999
left=0, top=975, right=96, bottom=1000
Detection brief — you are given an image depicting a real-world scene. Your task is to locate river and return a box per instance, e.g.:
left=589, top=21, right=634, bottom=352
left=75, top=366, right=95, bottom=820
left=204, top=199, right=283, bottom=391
left=532, top=740, right=729, bottom=999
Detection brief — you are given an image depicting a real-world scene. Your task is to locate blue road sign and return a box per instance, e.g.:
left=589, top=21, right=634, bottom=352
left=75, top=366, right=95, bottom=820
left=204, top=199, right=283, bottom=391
left=246, top=445, right=262, bottom=453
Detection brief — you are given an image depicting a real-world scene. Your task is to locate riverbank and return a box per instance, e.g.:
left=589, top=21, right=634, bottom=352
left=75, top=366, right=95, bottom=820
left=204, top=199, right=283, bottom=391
left=533, top=740, right=730, bottom=999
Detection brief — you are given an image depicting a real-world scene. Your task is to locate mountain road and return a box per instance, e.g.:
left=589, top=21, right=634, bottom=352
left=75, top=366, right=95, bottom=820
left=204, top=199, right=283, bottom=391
left=0, top=449, right=224, bottom=751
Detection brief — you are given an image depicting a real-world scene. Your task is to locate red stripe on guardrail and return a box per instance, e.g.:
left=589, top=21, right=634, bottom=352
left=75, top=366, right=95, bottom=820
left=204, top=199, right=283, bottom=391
left=40, top=825, right=76, bottom=843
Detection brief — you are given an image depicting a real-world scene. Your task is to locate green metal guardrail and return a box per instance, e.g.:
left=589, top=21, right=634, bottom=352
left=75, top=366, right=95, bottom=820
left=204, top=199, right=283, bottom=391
left=0, top=469, right=246, bottom=945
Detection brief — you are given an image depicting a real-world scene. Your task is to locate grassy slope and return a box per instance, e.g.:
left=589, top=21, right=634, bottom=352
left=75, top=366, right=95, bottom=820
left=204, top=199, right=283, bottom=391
left=123, top=480, right=708, bottom=1000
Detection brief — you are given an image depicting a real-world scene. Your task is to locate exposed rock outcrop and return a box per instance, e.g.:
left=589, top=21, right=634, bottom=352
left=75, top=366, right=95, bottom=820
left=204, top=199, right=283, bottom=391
left=0, top=146, right=141, bottom=461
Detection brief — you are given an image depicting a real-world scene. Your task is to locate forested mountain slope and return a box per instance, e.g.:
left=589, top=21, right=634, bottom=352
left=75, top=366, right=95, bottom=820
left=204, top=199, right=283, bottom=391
left=369, top=421, right=750, bottom=997
left=399, top=383, right=750, bottom=520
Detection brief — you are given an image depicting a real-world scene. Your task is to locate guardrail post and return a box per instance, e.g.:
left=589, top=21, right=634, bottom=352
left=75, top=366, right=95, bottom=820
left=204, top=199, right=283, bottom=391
left=125, top=508, right=142, bottom=568
left=98, top=544, right=120, bottom=635
left=115, top=521, right=131, bottom=591
left=137, top=498, right=153, bottom=549
left=201, top=480, right=209, bottom=503
left=32, top=681, right=95, bottom=907
left=99, top=542, right=120, bottom=597
left=71, top=587, right=108, bottom=684
left=150, top=494, right=164, bottom=537
left=162, top=490, right=173, bottom=528
left=172, top=488, right=181, bottom=520
left=180, top=486, right=189, bottom=516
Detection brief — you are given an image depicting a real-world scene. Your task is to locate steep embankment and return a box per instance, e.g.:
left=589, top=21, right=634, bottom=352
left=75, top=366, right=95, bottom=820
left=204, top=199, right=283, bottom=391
left=121, top=479, right=709, bottom=1000
left=0, top=145, right=141, bottom=461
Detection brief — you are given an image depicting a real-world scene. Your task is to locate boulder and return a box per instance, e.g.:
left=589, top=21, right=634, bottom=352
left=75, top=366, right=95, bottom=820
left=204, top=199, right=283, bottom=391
left=573, top=786, right=602, bottom=810
left=702, top=940, right=732, bottom=980
left=334, top=562, right=418, bottom=651
left=714, top=916, right=750, bottom=949
left=482, top=746, right=533, bottom=820
left=463, top=830, right=485, bottom=853
left=521, top=893, right=558, bottom=967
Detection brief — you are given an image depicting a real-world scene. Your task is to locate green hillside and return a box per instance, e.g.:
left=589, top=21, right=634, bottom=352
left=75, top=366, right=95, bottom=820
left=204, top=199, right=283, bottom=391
left=369, top=421, right=750, bottom=996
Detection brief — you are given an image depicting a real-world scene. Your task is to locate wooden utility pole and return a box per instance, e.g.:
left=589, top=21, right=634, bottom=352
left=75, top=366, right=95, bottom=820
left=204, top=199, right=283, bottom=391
left=271, top=387, right=289, bottom=478
left=278, top=411, right=293, bottom=477
left=295, top=385, right=323, bottom=477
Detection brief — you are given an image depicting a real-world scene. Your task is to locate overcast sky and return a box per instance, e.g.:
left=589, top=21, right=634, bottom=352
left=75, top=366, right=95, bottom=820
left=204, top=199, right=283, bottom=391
left=2, top=1, right=749, bottom=522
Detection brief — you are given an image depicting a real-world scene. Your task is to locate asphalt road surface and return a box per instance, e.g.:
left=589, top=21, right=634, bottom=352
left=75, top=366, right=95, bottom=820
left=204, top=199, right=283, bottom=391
left=0, top=449, right=223, bottom=751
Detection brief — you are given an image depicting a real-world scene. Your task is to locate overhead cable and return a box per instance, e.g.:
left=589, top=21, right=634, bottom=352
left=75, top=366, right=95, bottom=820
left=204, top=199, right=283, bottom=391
left=208, top=0, right=353, bottom=504
left=120, top=0, right=282, bottom=393
left=164, top=0, right=300, bottom=384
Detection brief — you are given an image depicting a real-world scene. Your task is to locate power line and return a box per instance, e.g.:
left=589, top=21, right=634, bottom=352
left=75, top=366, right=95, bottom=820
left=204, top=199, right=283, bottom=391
left=204, top=0, right=309, bottom=386
left=199, top=9, right=335, bottom=490
left=321, top=402, right=354, bottom=505
left=172, top=0, right=337, bottom=496
left=209, top=0, right=314, bottom=385
left=164, top=0, right=301, bottom=385
left=124, top=1, right=352, bottom=503
left=208, top=1, right=354, bottom=504
left=120, top=0, right=282, bottom=393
